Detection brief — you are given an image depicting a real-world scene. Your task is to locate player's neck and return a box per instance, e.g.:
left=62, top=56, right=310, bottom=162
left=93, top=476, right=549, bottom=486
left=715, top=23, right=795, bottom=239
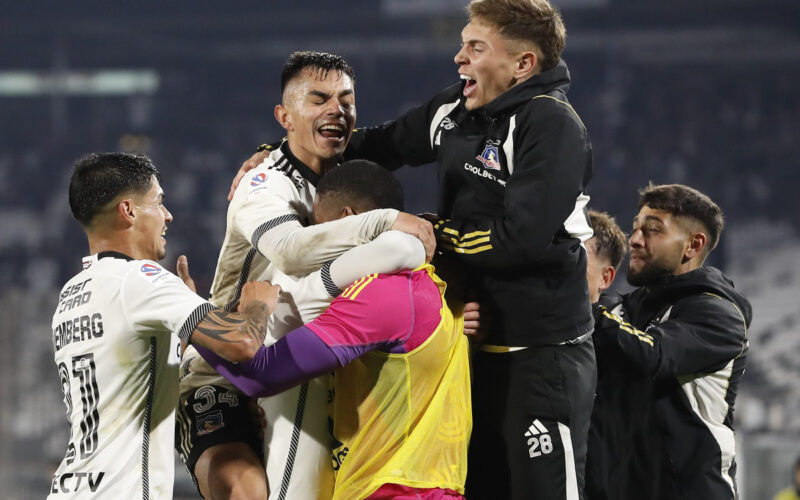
left=285, top=141, right=337, bottom=176
left=87, top=232, right=140, bottom=260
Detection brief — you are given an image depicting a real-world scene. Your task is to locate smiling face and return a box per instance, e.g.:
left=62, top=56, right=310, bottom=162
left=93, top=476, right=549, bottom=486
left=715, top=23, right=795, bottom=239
left=132, top=176, right=172, bottom=261
left=275, top=68, right=356, bottom=174
left=626, top=206, right=692, bottom=287
left=454, top=19, right=534, bottom=110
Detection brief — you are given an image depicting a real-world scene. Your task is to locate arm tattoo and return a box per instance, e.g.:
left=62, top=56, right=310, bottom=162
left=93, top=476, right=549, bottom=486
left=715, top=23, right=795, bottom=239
left=195, top=302, right=269, bottom=346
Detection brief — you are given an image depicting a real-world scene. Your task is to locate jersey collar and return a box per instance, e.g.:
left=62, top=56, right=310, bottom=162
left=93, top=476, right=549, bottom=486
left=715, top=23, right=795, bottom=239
left=280, top=141, right=322, bottom=187
left=81, top=251, right=133, bottom=271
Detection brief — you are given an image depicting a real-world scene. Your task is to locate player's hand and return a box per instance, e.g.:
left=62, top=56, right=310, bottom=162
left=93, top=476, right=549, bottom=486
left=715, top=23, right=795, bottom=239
left=228, top=150, right=270, bottom=201
left=464, top=301, right=481, bottom=336
left=392, top=212, right=436, bottom=263
left=246, top=397, right=266, bottom=441
left=418, top=212, right=440, bottom=224
left=240, top=281, right=281, bottom=316
left=177, top=255, right=197, bottom=293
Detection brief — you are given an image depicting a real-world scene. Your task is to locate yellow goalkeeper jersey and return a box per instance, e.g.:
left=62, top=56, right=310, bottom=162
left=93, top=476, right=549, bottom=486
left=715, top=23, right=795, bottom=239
left=320, top=266, right=471, bottom=499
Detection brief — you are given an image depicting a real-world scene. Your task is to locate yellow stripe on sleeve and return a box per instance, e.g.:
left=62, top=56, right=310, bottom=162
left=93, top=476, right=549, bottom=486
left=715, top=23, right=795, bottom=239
left=601, top=309, right=654, bottom=346
left=341, top=275, right=368, bottom=299
left=442, top=236, right=491, bottom=248
left=441, top=243, right=494, bottom=254
left=346, top=274, right=377, bottom=301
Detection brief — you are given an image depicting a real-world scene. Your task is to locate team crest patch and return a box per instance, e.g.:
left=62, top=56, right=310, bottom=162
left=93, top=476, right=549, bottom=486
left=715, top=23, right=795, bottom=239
left=196, top=410, right=225, bottom=436
left=476, top=140, right=502, bottom=171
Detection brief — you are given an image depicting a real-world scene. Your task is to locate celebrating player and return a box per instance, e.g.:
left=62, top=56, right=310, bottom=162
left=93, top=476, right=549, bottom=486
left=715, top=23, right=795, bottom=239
left=177, top=51, right=436, bottom=500
left=49, top=152, right=279, bottom=500
left=194, top=160, right=471, bottom=499
left=590, top=184, right=751, bottom=499
left=343, top=1, right=595, bottom=497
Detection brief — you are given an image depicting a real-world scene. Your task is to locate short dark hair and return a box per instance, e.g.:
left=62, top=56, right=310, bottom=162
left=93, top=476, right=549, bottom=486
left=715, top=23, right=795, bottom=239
left=280, top=51, right=355, bottom=94
left=468, top=0, right=566, bottom=72
left=317, top=160, right=403, bottom=212
left=588, top=209, right=628, bottom=270
left=69, top=152, right=160, bottom=227
left=638, top=183, right=724, bottom=256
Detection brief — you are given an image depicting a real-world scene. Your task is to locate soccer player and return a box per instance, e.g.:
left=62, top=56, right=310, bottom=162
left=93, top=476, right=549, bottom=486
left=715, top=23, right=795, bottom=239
left=192, top=160, right=471, bottom=500
left=591, top=184, right=751, bottom=499
left=585, top=210, right=628, bottom=304
left=49, top=152, right=279, bottom=500
left=343, top=1, right=595, bottom=497
left=177, top=51, right=435, bottom=500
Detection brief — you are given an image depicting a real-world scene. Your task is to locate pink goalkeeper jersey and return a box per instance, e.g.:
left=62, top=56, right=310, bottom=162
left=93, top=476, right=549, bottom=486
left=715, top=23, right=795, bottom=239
left=307, top=268, right=442, bottom=359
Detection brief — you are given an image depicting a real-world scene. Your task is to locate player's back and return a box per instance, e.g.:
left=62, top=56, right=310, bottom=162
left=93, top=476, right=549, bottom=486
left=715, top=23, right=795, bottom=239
left=49, top=254, right=185, bottom=499
left=318, top=266, right=472, bottom=499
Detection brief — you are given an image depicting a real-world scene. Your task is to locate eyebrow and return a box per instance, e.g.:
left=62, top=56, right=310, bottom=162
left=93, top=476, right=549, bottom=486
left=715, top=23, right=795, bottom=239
left=308, top=90, right=330, bottom=100
left=633, top=214, right=664, bottom=225
left=308, top=89, right=353, bottom=99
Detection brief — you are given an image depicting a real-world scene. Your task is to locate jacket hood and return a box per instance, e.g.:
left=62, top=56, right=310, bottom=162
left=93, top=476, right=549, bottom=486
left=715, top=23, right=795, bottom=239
left=459, top=59, right=572, bottom=119
left=637, top=266, right=753, bottom=327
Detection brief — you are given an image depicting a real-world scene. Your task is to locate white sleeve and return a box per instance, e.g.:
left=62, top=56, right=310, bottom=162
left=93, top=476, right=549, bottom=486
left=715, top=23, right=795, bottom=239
left=233, top=168, right=399, bottom=276
left=319, top=231, right=426, bottom=294
left=121, top=261, right=216, bottom=343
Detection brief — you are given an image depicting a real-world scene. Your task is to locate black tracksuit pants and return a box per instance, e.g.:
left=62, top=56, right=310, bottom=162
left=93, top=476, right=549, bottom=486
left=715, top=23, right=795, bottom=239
left=466, top=338, right=596, bottom=500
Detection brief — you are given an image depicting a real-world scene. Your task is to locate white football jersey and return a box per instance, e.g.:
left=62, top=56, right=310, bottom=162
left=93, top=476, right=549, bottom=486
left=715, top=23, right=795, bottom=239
left=49, top=252, right=213, bottom=500
left=179, top=142, right=397, bottom=500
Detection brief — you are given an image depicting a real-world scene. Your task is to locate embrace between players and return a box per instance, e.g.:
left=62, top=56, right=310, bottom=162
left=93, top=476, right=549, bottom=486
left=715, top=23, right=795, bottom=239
left=49, top=0, right=752, bottom=499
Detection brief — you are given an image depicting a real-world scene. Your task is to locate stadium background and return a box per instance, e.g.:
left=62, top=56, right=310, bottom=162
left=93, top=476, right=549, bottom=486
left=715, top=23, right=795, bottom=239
left=1, top=0, right=798, bottom=498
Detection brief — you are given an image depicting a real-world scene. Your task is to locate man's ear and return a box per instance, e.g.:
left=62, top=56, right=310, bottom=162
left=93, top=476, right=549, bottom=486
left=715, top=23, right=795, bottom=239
left=514, top=50, right=538, bottom=80
left=274, top=104, right=292, bottom=132
left=341, top=206, right=356, bottom=218
left=600, top=265, right=616, bottom=291
left=117, top=198, right=136, bottom=228
left=683, top=232, right=708, bottom=262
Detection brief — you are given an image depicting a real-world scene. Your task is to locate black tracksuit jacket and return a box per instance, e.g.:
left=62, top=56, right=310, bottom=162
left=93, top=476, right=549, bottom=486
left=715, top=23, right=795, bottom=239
left=347, top=59, right=594, bottom=346
left=588, top=266, right=752, bottom=500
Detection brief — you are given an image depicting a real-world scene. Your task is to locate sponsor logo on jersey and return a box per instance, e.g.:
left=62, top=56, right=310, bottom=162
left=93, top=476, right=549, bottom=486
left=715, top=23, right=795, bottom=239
left=464, top=162, right=506, bottom=187
left=476, top=140, right=502, bottom=171
left=197, top=410, right=225, bottom=435
left=50, top=471, right=105, bottom=494
left=140, top=263, right=162, bottom=277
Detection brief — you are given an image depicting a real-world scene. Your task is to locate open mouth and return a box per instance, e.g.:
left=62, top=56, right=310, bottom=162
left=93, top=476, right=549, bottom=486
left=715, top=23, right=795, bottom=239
left=318, top=123, right=346, bottom=141
left=460, top=74, right=477, bottom=98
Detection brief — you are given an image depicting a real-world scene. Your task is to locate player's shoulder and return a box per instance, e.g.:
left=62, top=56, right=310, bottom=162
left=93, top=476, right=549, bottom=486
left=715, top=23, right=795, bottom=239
left=235, top=145, right=306, bottom=201
left=125, top=259, right=181, bottom=289
left=522, top=90, right=585, bottom=130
